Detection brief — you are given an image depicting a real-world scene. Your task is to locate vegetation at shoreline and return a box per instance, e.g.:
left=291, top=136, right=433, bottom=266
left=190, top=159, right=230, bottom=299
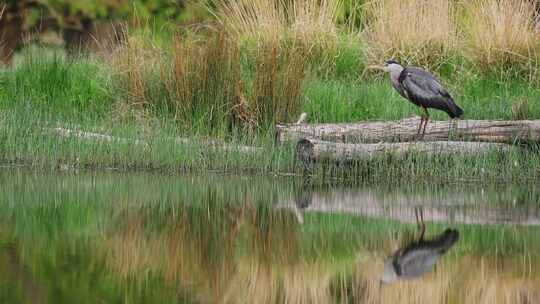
left=2, top=0, right=540, bottom=179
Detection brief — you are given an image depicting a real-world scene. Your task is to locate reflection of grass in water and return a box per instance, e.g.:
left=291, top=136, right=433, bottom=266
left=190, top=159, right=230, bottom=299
left=0, top=231, right=180, bottom=303
left=102, top=206, right=353, bottom=304
left=224, top=256, right=352, bottom=304
left=99, top=207, right=540, bottom=303
left=0, top=171, right=539, bottom=302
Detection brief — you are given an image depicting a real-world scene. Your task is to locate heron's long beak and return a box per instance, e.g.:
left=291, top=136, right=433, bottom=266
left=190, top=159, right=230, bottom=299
left=367, top=65, right=385, bottom=71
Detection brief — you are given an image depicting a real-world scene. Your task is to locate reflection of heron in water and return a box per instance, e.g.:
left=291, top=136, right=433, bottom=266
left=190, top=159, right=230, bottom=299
left=381, top=208, right=459, bottom=284
left=292, top=180, right=313, bottom=224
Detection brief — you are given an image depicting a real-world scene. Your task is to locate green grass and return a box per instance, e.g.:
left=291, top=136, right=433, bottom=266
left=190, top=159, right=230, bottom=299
left=303, top=72, right=540, bottom=123
left=0, top=48, right=114, bottom=120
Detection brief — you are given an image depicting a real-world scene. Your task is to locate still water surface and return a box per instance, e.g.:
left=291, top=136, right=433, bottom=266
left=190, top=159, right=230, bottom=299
left=0, top=170, right=539, bottom=303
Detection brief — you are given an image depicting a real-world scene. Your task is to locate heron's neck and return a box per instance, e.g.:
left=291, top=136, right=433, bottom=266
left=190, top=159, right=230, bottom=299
left=388, top=65, right=405, bottom=97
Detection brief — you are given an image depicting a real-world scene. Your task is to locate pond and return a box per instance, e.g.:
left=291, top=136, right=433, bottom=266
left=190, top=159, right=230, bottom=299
left=0, top=169, right=539, bottom=303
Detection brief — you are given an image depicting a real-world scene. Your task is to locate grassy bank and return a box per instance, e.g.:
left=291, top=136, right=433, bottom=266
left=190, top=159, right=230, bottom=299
left=1, top=46, right=540, bottom=181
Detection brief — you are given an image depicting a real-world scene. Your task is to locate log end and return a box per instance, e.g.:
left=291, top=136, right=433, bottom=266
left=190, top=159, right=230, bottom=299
left=296, top=138, right=315, bottom=164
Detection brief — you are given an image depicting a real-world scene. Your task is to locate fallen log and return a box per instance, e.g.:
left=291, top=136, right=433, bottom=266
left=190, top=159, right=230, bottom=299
left=50, top=127, right=262, bottom=154
left=277, top=116, right=540, bottom=145
left=296, top=138, right=511, bottom=164
left=53, top=127, right=146, bottom=145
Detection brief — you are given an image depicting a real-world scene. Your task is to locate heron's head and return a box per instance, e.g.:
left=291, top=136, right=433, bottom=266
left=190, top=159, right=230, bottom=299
left=368, top=59, right=403, bottom=73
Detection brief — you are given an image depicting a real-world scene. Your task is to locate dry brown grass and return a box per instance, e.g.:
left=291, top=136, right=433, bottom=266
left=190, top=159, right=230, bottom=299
left=290, top=0, right=341, bottom=44
left=465, top=0, right=540, bottom=77
left=212, top=0, right=350, bottom=77
left=213, top=0, right=287, bottom=42
left=362, top=0, right=458, bottom=70
left=213, top=0, right=341, bottom=46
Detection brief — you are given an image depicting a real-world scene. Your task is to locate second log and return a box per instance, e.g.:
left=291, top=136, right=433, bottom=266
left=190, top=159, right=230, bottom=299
left=296, top=138, right=511, bottom=164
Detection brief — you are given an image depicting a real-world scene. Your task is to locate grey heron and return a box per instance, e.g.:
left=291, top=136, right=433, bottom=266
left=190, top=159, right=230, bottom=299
left=380, top=209, right=459, bottom=284
left=369, top=60, right=463, bottom=137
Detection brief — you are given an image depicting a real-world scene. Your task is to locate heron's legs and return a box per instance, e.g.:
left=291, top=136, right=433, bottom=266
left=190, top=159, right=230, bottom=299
left=415, top=207, right=425, bottom=241
left=421, top=107, right=430, bottom=137
left=417, top=116, right=425, bottom=136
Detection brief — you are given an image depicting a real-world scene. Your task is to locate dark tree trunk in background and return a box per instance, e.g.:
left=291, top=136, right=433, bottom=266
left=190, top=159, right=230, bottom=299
left=63, top=20, right=125, bottom=54
left=1, top=0, right=126, bottom=63
left=0, top=4, right=24, bottom=65
left=63, top=17, right=94, bottom=54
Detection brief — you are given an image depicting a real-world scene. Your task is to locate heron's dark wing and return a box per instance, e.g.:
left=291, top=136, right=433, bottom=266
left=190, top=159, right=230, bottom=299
left=399, top=67, right=463, bottom=118
left=399, top=67, right=451, bottom=98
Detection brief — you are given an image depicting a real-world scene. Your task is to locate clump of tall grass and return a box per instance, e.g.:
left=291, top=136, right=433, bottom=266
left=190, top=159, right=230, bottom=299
left=109, top=34, right=163, bottom=118
left=249, top=42, right=307, bottom=125
left=111, top=29, right=307, bottom=131
left=362, top=0, right=459, bottom=71
left=465, top=0, right=540, bottom=80
left=164, top=33, right=241, bottom=129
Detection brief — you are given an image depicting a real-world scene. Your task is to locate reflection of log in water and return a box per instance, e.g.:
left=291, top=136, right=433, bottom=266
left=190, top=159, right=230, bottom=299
left=285, top=189, right=540, bottom=226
